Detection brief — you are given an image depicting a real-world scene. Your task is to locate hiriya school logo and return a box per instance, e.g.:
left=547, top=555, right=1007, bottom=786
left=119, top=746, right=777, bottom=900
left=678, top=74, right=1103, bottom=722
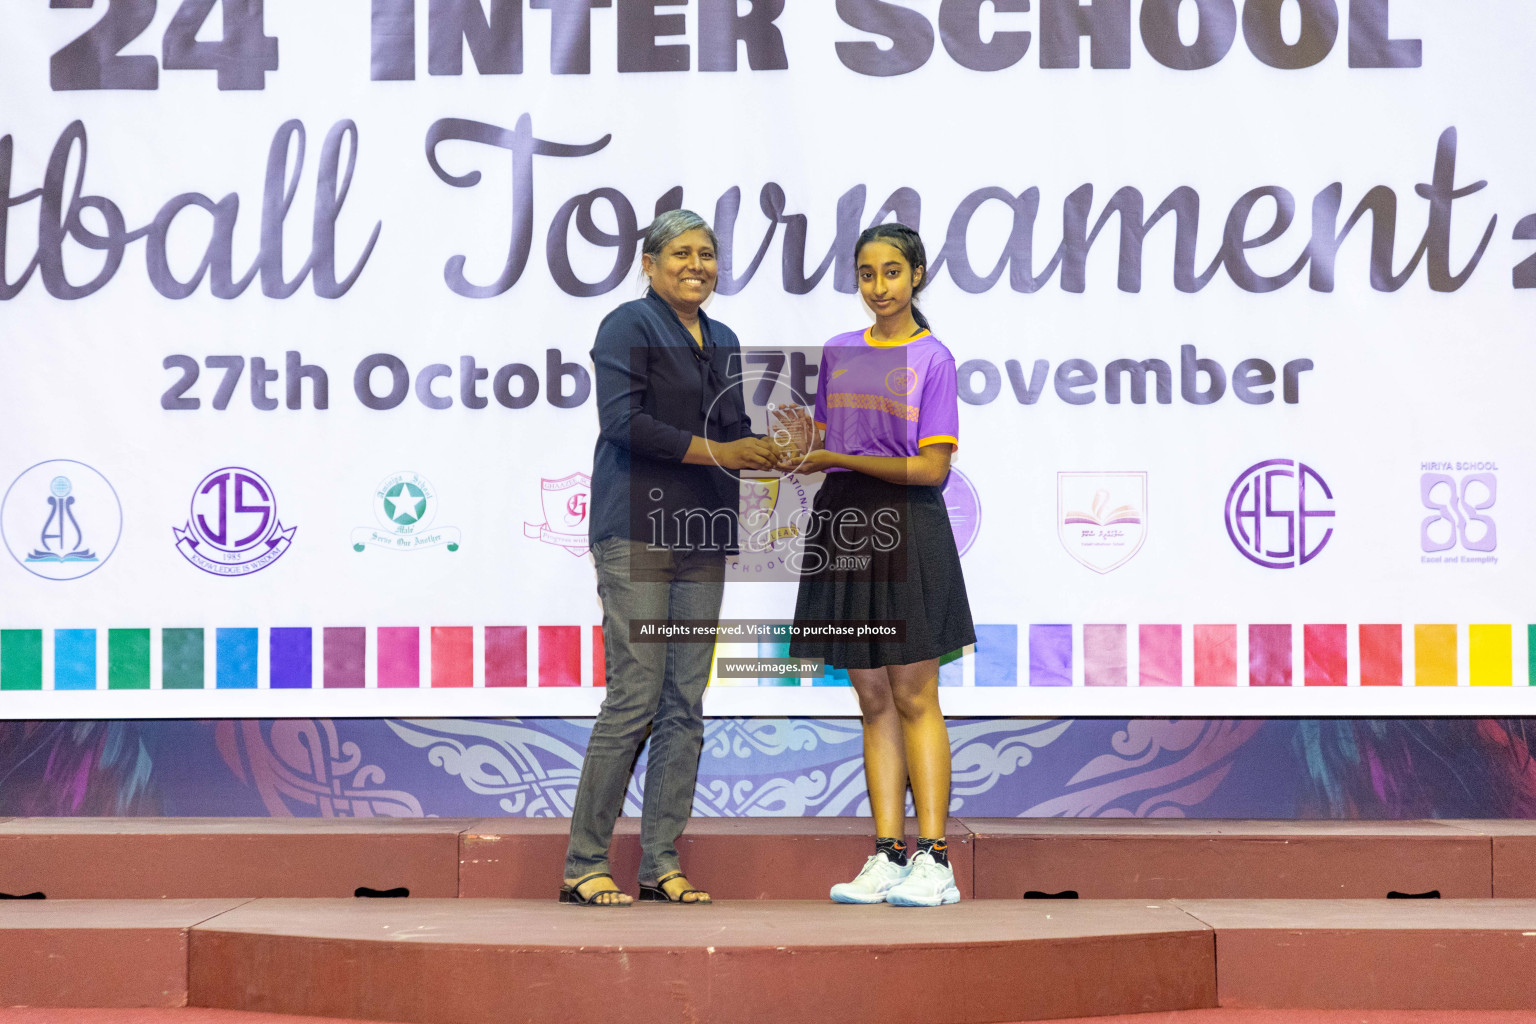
left=524, top=473, right=591, bottom=556
left=1, top=459, right=122, bottom=581
left=1225, top=459, right=1334, bottom=569
left=352, top=471, right=460, bottom=553
left=943, top=467, right=982, bottom=558
left=1058, top=472, right=1146, bottom=574
left=1420, top=461, right=1497, bottom=565
left=174, top=467, right=296, bottom=577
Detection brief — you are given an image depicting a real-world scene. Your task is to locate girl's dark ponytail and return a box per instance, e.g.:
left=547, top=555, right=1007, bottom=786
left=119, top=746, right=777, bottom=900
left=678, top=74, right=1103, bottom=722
left=854, top=223, right=931, bottom=331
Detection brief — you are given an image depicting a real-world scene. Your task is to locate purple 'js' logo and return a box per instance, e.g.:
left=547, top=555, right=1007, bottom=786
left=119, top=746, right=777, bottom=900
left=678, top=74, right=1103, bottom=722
left=1224, top=459, right=1334, bottom=569
left=174, top=467, right=296, bottom=577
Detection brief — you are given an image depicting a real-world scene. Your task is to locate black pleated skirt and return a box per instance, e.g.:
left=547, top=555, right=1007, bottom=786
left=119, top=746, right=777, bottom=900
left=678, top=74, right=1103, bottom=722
left=788, top=471, right=976, bottom=670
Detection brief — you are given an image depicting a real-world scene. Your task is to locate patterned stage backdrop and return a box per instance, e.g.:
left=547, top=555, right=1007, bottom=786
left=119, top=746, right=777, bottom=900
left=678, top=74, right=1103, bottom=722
left=2, top=3, right=1535, bottom=717
left=5, top=717, right=1536, bottom=819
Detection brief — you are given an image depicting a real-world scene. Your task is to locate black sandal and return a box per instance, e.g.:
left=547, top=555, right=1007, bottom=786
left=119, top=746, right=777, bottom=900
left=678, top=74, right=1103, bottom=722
left=559, top=872, right=631, bottom=907
left=639, top=870, right=712, bottom=904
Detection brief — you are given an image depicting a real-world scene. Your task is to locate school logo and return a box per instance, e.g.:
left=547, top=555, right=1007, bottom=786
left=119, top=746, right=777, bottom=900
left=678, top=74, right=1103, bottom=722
left=524, top=473, right=591, bottom=556
left=1, top=459, right=122, bottom=581
left=943, top=467, right=982, bottom=558
left=1419, top=462, right=1497, bottom=565
left=174, top=467, right=296, bottom=577
left=1225, top=459, right=1334, bottom=569
left=352, top=471, right=461, bottom=553
left=1057, top=472, right=1146, bottom=574
left=729, top=473, right=812, bottom=580
left=885, top=366, right=918, bottom=396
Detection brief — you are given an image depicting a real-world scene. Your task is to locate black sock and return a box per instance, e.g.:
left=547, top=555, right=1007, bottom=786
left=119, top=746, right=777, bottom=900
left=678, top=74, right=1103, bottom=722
left=875, top=836, right=908, bottom=866
left=916, top=837, right=949, bottom=867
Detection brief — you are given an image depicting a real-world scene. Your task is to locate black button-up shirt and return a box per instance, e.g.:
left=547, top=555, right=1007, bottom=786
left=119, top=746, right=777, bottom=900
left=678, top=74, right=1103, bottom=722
left=588, top=289, right=757, bottom=553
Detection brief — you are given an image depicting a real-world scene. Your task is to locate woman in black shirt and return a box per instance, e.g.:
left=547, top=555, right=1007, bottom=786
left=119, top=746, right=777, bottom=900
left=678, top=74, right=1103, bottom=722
left=561, top=210, right=776, bottom=906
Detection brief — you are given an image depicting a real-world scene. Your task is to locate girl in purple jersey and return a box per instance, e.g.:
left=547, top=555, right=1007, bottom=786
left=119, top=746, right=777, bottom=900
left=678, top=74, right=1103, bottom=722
left=783, top=224, right=975, bottom=907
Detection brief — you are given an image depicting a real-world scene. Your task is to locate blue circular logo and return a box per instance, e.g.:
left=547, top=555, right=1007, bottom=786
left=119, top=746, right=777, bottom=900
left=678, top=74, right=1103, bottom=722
left=1, top=460, right=122, bottom=581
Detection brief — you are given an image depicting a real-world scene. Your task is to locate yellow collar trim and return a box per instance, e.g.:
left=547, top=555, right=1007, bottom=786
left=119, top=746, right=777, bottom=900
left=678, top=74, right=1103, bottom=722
left=864, top=327, right=930, bottom=348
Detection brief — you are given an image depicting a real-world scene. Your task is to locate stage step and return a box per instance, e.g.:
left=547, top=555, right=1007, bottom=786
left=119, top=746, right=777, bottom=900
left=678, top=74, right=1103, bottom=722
left=969, top=819, right=1494, bottom=899
left=1176, top=899, right=1536, bottom=1010
left=11, top=896, right=1536, bottom=1019
left=459, top=816, right=976, bottom=899
left=0, top=818, right=474, bottom=899
left=1440, top=821, right=1536, bottom=896
left=1, top=818, right=1530, bottom=902
left=186, top=898, right=1214, bottom=1024
left=0, top=899, right=246, bottom=1008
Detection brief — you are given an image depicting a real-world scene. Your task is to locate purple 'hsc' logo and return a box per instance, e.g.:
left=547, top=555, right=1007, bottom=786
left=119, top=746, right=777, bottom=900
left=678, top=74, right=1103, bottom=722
left=174, top=467, right=296, bottom=576
left=1224, top=459, right=1334, bottom=569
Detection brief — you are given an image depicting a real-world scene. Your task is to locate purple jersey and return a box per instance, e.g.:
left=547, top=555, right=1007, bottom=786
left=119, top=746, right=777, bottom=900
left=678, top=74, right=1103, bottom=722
left=814, top=328, right=960, bottom=472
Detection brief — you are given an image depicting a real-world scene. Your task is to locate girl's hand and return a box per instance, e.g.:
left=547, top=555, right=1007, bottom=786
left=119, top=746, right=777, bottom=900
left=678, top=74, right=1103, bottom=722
left=785, top=447, right=842, bottom=475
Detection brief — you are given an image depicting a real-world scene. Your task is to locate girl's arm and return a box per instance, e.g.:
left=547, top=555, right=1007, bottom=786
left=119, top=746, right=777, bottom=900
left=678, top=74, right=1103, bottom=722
left=798, top=444, right=952, bottom=487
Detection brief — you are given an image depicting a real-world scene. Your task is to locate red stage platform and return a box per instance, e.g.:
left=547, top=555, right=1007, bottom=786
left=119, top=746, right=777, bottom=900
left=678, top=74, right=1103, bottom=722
left=8, top=817, right=1529, bottom=902
left=1175, top=899, right=1536, bottom=1010
left=189, top=899, right=1212, bottom=1024
left=5, top=818, right=1536, bottom=1022
left=968, top=819, right=1495, bottom=899
left=1441, top=820, right=1536, bottom=896
left=0, top=899, right=246, bottom=1009
left=0, top=818, right=473, bottom=899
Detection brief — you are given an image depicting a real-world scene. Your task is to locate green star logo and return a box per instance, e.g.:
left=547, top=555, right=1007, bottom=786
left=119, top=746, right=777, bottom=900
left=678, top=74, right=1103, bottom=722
left=356, top=471, right=459, bottom=553
left=383, top=482, right=427, bottom=526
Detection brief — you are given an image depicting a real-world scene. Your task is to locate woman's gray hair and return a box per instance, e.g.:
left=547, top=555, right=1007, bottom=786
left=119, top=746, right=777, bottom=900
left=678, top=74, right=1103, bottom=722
left=641, top=209, right=720, bottom=263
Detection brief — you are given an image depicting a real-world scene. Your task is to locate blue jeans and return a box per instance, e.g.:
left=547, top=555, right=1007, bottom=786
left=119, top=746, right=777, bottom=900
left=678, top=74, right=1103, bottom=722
left=563, top=537, right=725, bottom=884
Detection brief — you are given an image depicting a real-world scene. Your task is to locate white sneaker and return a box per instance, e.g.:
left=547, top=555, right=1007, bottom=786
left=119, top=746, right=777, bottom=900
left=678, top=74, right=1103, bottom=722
left=829, top=853, right=911, bottom=904
left=884, top=850, right=960, bottom=907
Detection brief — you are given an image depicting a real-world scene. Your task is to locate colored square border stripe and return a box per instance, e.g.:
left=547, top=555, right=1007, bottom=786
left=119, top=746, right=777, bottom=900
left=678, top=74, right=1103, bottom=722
left=162, top=628, right=205, bottom=690
left=4, top=622, right=1532, bottom=692
left=108, top=630, right=151, bottom=690
left=270, top=628, right=313, bottom=689
left=1028, top=625, right=1071, bottom=687
left=1, top=630, right=43, bottom=691
left=216, top=628, right=258, bottom=689
left=54, top=629, right=97, bottom=691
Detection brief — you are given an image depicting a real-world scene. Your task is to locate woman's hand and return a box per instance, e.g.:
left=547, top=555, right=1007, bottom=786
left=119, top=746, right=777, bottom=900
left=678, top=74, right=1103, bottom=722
left=710, top=436, right=778, bottom=471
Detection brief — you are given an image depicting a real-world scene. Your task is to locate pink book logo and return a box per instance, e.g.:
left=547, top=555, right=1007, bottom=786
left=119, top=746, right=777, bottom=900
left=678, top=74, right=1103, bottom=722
left=1057, top=472, right=1147, bottom=574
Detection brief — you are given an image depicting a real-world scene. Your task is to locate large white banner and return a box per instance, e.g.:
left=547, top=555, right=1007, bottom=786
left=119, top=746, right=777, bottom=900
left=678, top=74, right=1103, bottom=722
left=2, top=1, right=1533, bottom=717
